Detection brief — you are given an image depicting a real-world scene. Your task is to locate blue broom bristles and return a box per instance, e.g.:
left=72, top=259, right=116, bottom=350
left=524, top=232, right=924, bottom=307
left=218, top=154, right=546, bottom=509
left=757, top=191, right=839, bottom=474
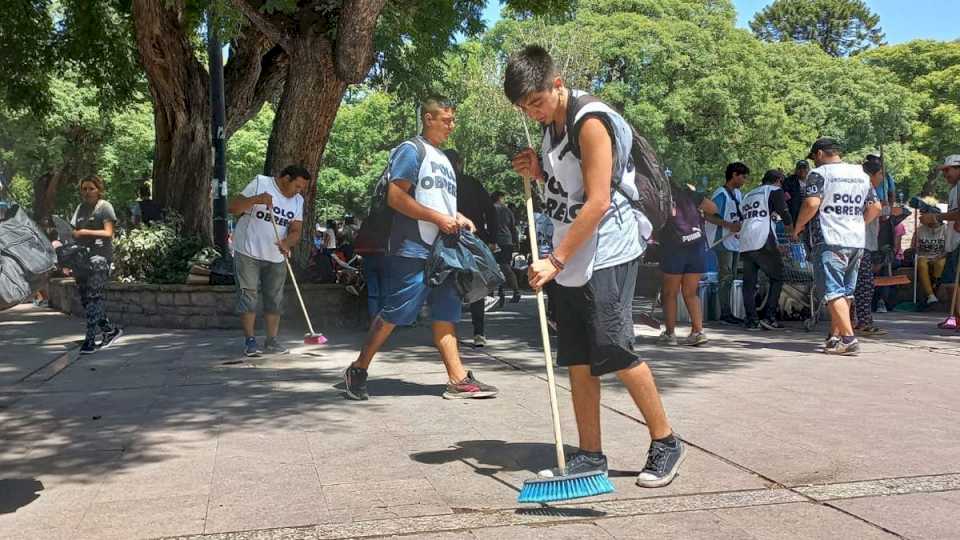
left=517, top=470, right=615, bottom=503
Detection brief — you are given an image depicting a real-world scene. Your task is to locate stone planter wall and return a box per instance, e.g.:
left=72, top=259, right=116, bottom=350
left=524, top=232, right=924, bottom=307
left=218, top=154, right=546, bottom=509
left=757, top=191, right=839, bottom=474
left=47, top=278, right=368, bottom=330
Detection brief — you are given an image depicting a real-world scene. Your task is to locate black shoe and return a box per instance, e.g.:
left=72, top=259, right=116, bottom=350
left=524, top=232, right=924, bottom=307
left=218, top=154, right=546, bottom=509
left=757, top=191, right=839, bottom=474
left=720, top=315, right=744, bottom=325
left=759, top=318, right=783, bottom=330
left=744, top=319, right=761, bottom=331
left=510, top=291, right=522, bottom=304
left=79, top=339, right=98, bottom=355
left=344, top=366, right=369, bottom=400
left=538, top=452, right=608, bottom=478
left=636, top=437, right=686, bottom=488
left=495, top=296, right=505, bottom=310
left=98, top=326, right=124, bottom=350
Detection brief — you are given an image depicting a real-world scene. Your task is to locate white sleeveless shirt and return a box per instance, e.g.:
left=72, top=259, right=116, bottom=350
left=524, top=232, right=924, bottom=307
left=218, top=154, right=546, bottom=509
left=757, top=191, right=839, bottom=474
left=738, top=184, right=780, bottom=253
left=704, top=186, right=742, bottom=251
left=809, top=162, right=873, bottom=249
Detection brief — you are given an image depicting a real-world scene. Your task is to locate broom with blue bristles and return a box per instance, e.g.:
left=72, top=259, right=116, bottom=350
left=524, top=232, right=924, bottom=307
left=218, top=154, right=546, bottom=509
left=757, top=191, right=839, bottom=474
left=515, top=112, right=614, bottom=504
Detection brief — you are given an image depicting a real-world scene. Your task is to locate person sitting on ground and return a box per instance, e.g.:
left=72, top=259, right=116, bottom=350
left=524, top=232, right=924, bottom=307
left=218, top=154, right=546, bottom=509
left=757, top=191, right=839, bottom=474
left=739, top=170, right=793, bottom=331
left=792, top=138, right=881, bottom=355
left=914, top=196, right=947, bottom=308
left=918, top=155, right=960, bottom=328
left=658, top=184, right=716, bottom=346
left=227, top=165, right=309, bottom=357
left=507, top=44, right=684, bottom=488
left=342, top=95, right=498, bottom=401
left=447, top=148, right=499, bottom=347
left=704, top=162, right=747, bottom=325
left=492, top=191, right=521, bottom=307
left=71, top=176, right=123, bottom=355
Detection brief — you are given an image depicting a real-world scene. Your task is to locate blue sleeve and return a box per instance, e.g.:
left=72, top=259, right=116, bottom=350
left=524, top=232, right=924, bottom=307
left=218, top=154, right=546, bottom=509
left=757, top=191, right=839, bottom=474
left=389, top=143, right=421, bottom=184
left=712, top=193, right=725, bottom=216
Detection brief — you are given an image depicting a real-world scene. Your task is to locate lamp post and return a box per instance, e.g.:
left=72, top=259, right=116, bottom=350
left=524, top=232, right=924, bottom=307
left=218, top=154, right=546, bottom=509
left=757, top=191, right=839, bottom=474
left=208, top=10, right=228, bottom=255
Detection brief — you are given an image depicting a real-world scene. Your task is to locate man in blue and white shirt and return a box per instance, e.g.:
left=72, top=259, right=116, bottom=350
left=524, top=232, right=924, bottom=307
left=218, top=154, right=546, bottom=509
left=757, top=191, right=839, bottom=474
left=343, top=96, right=499, bottom=401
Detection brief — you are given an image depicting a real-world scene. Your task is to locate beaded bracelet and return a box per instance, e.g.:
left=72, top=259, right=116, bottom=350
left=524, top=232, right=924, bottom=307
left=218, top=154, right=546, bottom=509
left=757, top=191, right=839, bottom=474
left=547, top=253, right=566, bottom=271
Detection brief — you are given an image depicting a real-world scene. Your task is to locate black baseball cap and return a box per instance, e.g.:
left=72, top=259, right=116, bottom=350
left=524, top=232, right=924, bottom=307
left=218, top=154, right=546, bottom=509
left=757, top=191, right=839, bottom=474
left=807, top=137, right=842, bottom=159
left=795, top=160, right=809, bottom=169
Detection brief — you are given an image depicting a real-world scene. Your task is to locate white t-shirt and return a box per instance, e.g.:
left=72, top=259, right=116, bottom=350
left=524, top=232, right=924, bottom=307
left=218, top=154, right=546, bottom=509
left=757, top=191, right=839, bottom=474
left=233, top=175, right=304, bottom=263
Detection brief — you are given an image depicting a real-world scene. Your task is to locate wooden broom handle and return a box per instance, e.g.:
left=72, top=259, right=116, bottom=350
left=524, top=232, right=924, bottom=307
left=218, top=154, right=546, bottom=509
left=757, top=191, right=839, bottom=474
left=269, top=210, right=318, bottom=336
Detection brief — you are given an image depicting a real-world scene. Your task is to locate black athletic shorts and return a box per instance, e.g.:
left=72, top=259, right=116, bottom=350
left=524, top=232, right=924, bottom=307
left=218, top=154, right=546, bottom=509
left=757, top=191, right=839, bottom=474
left=555, top=258, right=641, bottom=376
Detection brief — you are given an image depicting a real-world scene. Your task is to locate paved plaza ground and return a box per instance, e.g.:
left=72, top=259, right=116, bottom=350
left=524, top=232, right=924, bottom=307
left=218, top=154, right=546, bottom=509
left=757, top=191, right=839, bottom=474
left=1, top=299, right=959, bottom=539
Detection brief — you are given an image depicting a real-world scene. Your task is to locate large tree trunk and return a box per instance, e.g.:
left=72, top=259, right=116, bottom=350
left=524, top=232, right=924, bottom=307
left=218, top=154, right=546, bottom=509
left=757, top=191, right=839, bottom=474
left=132, top=0, right=213, bottom=243
left=265, top=37, right=348, bottom=267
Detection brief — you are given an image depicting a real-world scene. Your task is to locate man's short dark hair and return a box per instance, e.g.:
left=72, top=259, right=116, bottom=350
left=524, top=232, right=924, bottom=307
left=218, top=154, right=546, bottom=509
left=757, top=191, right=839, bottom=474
left=280, top=165, right=311, bottom=181
left=421, top=94, right=455, bottom=122
left=491, top=191, right=505, bottom=202
left=761, top=169, right=785, bottom=185
left=443, top=149, right=462, bottom=175
left=863, top=159, right=883, bottom=176
left=725, top=162, right=750, bottom=181
left=504, top=45, right=557, bottom=105
left=139, top=182, right=151, bottom=199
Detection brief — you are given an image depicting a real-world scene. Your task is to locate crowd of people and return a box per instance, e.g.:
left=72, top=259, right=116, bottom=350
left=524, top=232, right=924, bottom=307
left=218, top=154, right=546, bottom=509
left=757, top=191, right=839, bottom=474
left=11, top=40, right=960, bottom=496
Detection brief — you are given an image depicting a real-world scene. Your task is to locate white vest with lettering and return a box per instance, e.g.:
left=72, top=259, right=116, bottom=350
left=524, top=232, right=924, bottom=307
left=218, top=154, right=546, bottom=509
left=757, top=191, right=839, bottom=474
left=812, top=162, right=872, bottom=248
left=705, top=186, right=742, bottom=251
left=540, top=95, right=642, bottom=287
left=738, top=185, right=779, bottom=253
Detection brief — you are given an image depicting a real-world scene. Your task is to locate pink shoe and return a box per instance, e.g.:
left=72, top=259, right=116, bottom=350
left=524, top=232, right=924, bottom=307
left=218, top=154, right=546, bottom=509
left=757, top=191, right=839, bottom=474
left=938, top=316, right=957, bottom=330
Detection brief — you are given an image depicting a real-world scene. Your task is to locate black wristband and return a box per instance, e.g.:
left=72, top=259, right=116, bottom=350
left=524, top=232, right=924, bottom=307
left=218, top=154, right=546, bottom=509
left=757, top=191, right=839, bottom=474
left=548, top=253, right=565, bottom=271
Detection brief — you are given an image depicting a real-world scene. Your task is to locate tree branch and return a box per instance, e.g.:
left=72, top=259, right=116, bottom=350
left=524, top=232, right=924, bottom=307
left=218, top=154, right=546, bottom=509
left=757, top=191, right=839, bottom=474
left=229, top=0, right=292, bottom=49
left=334, top=0, right=387, bottom=83
left=224, top=32, right=289, bottom=137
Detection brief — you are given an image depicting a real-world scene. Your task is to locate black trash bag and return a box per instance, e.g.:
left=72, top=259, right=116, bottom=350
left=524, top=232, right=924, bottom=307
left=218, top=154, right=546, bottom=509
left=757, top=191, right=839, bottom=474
left=209, top=254, right=235, bottom=286
left=426, top=230, right=505, bottom=304
left=0, top=205, right=57, bottom=310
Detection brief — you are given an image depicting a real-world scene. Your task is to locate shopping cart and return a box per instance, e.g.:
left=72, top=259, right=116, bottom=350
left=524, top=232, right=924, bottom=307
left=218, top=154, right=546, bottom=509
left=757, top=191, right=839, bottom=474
left=756, top=233, right=821, bottom=330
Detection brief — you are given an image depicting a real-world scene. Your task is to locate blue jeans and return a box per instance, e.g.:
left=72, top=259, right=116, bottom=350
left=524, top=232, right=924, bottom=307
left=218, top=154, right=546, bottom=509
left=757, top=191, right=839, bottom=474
left=363, top=254, right=386, bottom=319
left=815, top=245, right=862, bottom=303
left=380, top=256, right=461, bottom=326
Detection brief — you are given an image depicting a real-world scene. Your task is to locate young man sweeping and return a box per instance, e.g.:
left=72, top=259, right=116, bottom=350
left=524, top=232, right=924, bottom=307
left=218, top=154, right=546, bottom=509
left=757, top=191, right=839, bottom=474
left=506, top=45, right=684, bottom=488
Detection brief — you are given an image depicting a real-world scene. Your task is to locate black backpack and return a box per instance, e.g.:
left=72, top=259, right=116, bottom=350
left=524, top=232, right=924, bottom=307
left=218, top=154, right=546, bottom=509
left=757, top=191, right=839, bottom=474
left=564, top=94, right=672, bottom=233
left=354, top=137, right=426, bottom=255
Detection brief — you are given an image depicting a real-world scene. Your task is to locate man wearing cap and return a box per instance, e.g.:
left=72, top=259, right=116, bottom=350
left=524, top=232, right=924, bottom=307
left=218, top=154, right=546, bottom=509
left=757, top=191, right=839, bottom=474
left=792, top=138, right=882, bottom=355
left=783, top=160, right=809, bottom=224
left=919, top=155, right=960, bottom=328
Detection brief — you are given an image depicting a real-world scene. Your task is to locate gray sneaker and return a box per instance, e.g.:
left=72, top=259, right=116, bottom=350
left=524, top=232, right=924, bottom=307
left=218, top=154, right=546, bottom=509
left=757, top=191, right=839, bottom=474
left=656, top=331, right=677, bottom=346
left=538, top=452, right=608, bottom=479
left=826, top=338, right=860, bottom=356
left=263, top=338, right=289, bottom=355
left=344, top=366, right=369, bottom=400
left=682, top=332, right=708, bottom=347
left=636, top=437, right=686, bottom=488
left=443, top=370, right=499, bottom=399
left=823, top=336, right=841, bottom=354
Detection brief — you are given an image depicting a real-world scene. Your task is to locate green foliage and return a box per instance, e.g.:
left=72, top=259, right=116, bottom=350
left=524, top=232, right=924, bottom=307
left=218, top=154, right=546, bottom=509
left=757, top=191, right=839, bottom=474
left=113, top=212, right=219, bottom=284
left=749, top=0, right=884, bottom=57
left=100, top=100, right=155, bottom=213
left=227, top=104, right=274, bottom=196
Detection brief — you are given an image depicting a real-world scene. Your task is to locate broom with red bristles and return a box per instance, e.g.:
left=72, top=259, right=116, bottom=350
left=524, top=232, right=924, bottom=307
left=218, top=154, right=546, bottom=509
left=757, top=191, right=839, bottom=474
left=270, top=212, right=327, bottom=346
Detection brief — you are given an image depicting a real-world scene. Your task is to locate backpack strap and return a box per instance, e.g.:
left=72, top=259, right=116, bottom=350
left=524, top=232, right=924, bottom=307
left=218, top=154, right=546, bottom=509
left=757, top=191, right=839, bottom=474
left=723, top=185, right=743, bottom=221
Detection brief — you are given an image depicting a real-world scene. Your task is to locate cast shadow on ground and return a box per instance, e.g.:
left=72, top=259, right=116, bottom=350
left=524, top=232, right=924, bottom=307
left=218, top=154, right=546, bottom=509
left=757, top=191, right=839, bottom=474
left=0, top=478, right=44, bottom=514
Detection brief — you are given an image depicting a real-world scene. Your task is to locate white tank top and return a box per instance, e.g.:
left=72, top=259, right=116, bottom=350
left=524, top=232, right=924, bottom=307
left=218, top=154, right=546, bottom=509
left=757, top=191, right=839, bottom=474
left=811, top=162, right=872, bottom=248
left=540, top=94, right=642, bottom=287
left=704, top=186, right=742, bottom=251
left=738, top=185, right=779, bottom=253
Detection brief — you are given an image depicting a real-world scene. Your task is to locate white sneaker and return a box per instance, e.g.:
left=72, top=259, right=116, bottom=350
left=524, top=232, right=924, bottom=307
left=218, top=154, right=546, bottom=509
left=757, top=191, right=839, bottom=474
left=483, top=296, right=499, bottom=312
left=876, top=301, right=887, bottom=313
left=927, top=293, right=939, bottom=304
left=683, top=332, right=709, bottom=347
left=656, top=331, right=677, bottom=346
left=473, top=334, right=487, bottom=347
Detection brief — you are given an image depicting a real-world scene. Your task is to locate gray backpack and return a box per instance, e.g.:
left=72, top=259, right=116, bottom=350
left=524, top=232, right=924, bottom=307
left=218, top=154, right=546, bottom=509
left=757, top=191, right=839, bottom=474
left=0, top=205, right=57, bottom=310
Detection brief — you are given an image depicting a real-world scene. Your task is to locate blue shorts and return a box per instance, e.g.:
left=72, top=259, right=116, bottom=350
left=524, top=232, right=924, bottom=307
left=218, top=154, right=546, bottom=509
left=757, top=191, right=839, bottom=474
left=380, top=256, right=461, bottom=325
left=659, top=241, right=707, bottom=275
left=814, top=245, right=862, bottom=302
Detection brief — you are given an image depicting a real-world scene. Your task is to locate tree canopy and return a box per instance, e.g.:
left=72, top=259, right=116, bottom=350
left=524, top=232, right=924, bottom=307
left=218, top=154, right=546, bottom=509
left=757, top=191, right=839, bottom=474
left=750, top=0, right=885, bottom=57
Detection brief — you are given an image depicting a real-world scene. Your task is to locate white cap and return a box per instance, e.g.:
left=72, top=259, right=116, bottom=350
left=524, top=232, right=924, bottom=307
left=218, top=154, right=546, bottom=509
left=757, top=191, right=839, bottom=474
left=940, top=155, right=960, bottom=169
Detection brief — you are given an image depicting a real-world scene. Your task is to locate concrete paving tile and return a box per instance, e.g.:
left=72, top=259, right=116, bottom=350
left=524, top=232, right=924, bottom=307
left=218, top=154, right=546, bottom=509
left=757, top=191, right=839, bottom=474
left=712, top=502, right=896, bottom=539
left=76, top=494, right=207, bottom=540
left=94, top=451, right=216, bottom=502
left=205, top=457, right=324, bottom=534
left=832, top=491, right=960, bottom=540
left=595, top=510, right=754, bottom=539
left=321, top=478, right=453, bottom=523
left=479, top=522, right=614, bottom=539
left=217, top=429, right=313, bottom=464
left=313, top=445, right=424, bottom=485
left=382, top=533, right=474, bottom=540
left=0, top=477, right=100, bottom=534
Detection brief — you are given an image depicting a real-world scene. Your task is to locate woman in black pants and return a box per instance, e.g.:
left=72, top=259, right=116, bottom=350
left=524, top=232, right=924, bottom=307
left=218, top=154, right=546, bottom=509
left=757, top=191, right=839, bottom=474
left=71, top=176, right=123, bottom=354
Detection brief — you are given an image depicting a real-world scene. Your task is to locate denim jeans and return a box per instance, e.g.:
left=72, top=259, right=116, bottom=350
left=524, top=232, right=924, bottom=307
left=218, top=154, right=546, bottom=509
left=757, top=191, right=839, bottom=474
left=814, top=245, right=862, bottom=303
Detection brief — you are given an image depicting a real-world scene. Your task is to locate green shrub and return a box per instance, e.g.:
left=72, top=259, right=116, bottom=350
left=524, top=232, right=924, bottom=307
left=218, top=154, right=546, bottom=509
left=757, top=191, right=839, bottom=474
left=113, top=212, right=219, bottom=284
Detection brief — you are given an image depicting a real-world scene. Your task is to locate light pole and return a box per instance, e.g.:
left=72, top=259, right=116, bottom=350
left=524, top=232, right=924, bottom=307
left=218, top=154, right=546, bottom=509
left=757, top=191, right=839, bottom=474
left=208, top=10, right=229, bottom=256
